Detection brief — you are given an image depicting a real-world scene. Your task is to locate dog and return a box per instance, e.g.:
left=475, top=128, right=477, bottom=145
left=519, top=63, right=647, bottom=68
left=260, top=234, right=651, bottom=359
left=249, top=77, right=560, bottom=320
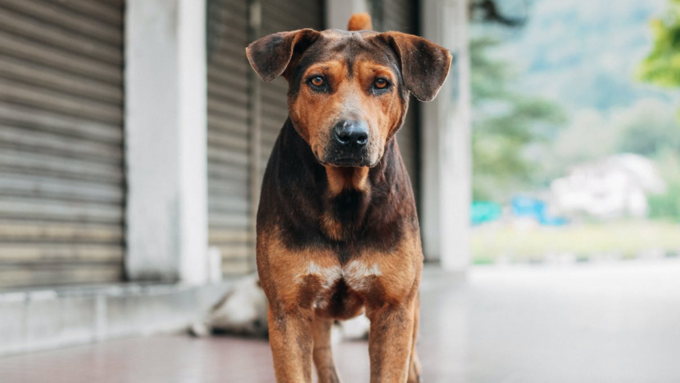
left=189, top=274, right=371, bottom=342
left=245, top=13, right=451, bottom=383
left=190, top=274, right=269, bottom=338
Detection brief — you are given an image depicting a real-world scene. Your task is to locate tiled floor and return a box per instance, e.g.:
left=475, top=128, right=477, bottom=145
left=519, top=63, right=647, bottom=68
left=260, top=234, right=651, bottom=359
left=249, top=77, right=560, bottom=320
left=2, top=260, right=680, bottom=383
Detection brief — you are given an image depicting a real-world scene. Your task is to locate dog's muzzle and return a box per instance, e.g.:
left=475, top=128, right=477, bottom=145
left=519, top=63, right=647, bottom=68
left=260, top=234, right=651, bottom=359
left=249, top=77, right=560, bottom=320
left=323, top=119, right=371, bottom=167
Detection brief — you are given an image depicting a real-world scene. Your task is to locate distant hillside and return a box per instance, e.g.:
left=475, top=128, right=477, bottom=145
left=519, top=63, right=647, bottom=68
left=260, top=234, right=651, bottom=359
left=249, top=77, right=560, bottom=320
left=492, top=0, right=674, bottom=113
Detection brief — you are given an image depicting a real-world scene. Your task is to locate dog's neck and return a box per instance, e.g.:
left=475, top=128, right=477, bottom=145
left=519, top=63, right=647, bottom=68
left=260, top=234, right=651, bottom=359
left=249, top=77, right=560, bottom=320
left=325, top=167, right=370, bottom=195
left=258, top=118, right=416, bottom=250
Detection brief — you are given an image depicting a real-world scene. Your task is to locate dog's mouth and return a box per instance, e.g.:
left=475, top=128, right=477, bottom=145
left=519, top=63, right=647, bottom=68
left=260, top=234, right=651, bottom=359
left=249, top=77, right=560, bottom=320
left=326, top=156, right=370, bottom=167
left=320, top=151, right=374, bottom=168
left=313, top=143, right=378, bottom=168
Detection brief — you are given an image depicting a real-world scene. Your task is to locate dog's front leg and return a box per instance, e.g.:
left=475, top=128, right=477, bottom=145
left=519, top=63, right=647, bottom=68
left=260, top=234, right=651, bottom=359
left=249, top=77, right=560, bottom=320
left=367, top=302, right=417, bottom=383
left=268, top=305, right=314, bottom=383
left=312, top=316, right=342, bottom=383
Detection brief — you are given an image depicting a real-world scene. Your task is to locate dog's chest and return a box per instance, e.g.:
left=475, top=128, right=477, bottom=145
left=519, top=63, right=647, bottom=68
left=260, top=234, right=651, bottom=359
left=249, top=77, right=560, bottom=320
left=299, top=260, right=381, bottom=291
left=296, top=260, right=382, bottom=317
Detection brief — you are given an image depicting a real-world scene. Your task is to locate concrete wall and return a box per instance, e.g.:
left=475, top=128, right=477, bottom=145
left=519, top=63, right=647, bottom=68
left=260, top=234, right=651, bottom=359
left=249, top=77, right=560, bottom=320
left=0, top=0, right=221, bottom=358
left=0, top=282, right=231, bottom=357
left=0, top=0, right=471, bottom=358
left=126, top=0, right=209, bottom=284
left=420, top=0, right=472, bottom=271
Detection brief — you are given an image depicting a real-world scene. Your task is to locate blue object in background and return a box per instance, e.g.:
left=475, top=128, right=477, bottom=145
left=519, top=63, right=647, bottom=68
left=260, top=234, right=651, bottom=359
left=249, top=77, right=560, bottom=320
left=511, top=196, right=544, bottom=218
left=471, top=197, right=568, bottom=226
left=511, top=196, right=568, bottom=226
left=471, top=201, right=503, bottom=225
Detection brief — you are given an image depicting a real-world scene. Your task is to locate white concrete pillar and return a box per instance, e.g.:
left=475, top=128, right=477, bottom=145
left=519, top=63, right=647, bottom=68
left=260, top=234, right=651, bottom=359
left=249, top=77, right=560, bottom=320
left=420, top=0, right=472, bottom=271
left=125, top=0, right=208, bottom=284
left=326, top=0, right=368, bottom=30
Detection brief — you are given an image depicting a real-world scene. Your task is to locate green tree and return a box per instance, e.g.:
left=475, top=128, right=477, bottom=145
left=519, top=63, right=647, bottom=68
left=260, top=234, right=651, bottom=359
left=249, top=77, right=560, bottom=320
left=471, top=37, right=566, bottom=201
left=637, top=0, right=680, bottom=90
left=614, top=101, right=680, bottom=220
left=637, top=0, right=680, bottom=221
left=616, top=101, right=680, bottom=156
left=648, top=149, right=680, bottom=221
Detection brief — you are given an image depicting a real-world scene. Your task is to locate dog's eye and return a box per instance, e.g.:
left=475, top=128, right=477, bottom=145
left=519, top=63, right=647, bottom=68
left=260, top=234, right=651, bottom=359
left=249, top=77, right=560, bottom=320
left=309, top=76, right=325, bottom=88
left=374, top=78, right=389, bottom=90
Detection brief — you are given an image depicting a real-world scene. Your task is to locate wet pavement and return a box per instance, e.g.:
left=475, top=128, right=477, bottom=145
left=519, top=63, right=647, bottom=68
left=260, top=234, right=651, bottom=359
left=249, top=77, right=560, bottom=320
left=2, top=260, right=680, bottom=383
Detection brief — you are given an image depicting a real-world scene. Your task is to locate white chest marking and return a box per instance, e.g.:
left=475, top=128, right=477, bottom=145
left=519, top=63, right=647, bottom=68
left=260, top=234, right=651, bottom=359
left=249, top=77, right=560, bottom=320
left=297, top=261, right=382, bottom=294
left=298, top=262, right=342, bottom=289
left=343, top=260, right=382, bottom=292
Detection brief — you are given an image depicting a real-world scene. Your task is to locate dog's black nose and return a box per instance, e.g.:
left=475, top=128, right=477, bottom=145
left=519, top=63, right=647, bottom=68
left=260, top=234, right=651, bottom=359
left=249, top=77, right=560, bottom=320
left=333, top=120, right=369, bottom=147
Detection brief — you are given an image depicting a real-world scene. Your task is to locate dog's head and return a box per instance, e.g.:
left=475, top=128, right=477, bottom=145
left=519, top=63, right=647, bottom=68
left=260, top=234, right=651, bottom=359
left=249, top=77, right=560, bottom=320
left=246, top=14, right=452, bottom=168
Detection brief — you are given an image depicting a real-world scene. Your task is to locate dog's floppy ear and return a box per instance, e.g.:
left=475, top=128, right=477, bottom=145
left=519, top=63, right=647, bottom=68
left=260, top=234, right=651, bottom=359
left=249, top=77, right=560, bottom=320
left=381, top=32, right=452, bottom=102
left=246, top=29, right=320, bottom=82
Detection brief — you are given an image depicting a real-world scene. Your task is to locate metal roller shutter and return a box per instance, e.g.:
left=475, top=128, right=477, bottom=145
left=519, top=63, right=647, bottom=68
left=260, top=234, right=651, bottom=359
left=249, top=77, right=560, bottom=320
left=383, top=0, right=421, bottom=206
left=0, top=0, right=125, bottom=287
left=207, top=0, right=254, bottom=275
left=259, top=0, right=324, bottom=178
left=207, top=0, right=324, bottom=276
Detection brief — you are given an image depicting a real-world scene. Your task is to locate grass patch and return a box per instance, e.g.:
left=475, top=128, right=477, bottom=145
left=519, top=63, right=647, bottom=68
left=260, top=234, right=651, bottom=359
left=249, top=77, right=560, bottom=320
left=472, top=257, right=495, bottom=265
left=471, top=220, right=680, bottom=263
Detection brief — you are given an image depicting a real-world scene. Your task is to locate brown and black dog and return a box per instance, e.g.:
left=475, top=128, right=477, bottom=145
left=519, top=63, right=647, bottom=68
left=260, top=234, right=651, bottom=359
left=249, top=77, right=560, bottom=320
left=246, top=13, right=452, bottom=383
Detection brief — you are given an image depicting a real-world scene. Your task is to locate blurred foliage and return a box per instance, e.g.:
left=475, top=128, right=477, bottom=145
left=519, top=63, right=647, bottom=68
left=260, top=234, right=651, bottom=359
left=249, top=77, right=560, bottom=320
left=637, top=0, right=680, bottom=221
left=617, top=108, right=680, bottom=156
left=649, top=183, right=680, bottom=221
left=637, top=0, right=680, bottom=89
left=544, top=99, right=680, bottom=221
left=648, top=149, right=680, bottom=221
left=471, top=37, right=566, bottom=201
left=615, top=103, right=680, bottom=221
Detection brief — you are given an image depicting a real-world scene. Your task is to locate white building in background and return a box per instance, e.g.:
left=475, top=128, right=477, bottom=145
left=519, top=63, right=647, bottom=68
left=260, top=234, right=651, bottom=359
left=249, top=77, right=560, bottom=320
left=551, top=153, right=666, bottom=219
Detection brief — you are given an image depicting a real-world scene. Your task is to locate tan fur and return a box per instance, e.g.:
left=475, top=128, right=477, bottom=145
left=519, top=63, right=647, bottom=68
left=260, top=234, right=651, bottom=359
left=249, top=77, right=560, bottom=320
left=408, top=297, right=422, bottom=382
left=325, top=167, right=370, bottom=194
left=248, top=13, right=453, bottom=383
left=312, top=317, right=342, bottom=382
left=320, top=211, right=344, bottom=241
left=347, top=13, right=373, bottom=31
left=258, top=223, right=423, bottom=383
left=289, top=58, right=406, bottom=168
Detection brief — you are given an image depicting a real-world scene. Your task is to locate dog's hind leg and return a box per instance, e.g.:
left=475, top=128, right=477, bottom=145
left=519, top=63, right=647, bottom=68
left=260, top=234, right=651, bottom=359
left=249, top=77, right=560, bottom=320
left=407, top=296, right=422, bottom=383
left=312, top=315, right=342, bottom=383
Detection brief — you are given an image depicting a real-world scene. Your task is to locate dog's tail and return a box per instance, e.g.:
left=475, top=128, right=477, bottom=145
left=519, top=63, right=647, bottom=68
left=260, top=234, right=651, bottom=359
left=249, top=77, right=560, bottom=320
left=347, top=13, right=372, bottom=31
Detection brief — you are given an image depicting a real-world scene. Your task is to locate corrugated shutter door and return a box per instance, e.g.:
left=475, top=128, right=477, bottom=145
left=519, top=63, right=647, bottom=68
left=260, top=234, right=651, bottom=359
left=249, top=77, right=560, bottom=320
left=0, top=0, right=125, bottom=287
left=383, top=0, right=420, bottom=203
left=259, top=0, right=324, bottom=178
left=207, top=0, right=254, bottom=275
